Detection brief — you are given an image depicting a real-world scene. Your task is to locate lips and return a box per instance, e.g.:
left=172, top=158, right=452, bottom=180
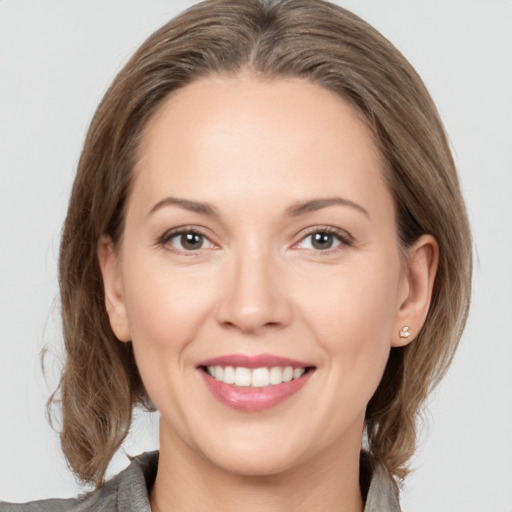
left=197, top=354, right=314, bottom=411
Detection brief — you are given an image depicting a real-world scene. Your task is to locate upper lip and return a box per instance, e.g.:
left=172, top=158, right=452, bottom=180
left=198, top=353, right=313, bottom=369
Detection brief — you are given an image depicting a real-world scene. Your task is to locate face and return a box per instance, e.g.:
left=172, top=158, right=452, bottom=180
left=100, top=74, right=417, bottom=477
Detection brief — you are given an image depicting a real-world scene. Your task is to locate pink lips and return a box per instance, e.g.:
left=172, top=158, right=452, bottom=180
left=199, top=353, right=309, bottom=369
left=197, top=353, right=313, bottom=412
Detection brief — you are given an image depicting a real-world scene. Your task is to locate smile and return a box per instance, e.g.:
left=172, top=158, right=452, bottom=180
left=198, top=354, right=315, bottom=411
left=204, top=365, right=306, bottom=387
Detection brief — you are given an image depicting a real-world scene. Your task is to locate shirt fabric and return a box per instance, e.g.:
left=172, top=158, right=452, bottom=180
left=0, top=451, right=401, bottom=511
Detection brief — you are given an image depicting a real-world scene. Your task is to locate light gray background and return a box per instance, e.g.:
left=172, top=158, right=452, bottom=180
left=1, top=1, right=511, bottom=510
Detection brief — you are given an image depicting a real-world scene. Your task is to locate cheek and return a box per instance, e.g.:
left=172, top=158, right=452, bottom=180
left=297, top=255, right=401, bottom=391
left=118, top=256, right=210, bottom=405
left=120, top=257, right=222, bottom=424
left=122, top=255, right=215, bottom=349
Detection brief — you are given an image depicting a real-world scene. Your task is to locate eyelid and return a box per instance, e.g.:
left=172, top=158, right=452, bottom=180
left=292, top=225, right=354, bottom=251
left=158, top=225, right=217, bottom=255
left=156, top=224, right=354, bottom=255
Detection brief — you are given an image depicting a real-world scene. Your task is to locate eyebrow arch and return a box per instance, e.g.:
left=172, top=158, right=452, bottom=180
left=148, top=197, right=220, bottom=217
left=285, top=197, right=369, bottom=218
left=148, top=196, right=368, bottom=219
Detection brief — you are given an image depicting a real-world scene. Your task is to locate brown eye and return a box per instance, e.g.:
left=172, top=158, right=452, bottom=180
left=166, top=231, right=208, bottom=251
left=296, top=229, right=348, bottom=251
left=311, top=232, right=335, bottom=250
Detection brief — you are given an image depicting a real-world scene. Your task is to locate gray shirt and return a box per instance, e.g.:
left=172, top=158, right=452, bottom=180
left=0, top=452, right=401, bottom=511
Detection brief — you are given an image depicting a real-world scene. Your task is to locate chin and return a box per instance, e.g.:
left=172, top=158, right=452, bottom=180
left=192, top=424, right=310, bottom=477
left=208, top=447, right=303, bottom=477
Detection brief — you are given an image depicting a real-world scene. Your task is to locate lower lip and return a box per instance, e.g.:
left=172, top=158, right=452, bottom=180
left=199, top=370, right=312, bottom=412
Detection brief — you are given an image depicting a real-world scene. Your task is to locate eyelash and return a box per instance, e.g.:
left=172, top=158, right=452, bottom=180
left=158, top=226, right=214, bottom=256
left=294, top=226, right=354, bottom=253
left=158, top=225, right=353, bottom=256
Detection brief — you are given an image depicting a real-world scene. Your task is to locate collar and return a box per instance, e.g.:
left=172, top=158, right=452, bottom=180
left=114, top=451, right=401, bottom=512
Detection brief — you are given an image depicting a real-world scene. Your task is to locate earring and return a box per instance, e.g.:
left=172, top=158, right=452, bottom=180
left=399, top=326, right=411, bottom=339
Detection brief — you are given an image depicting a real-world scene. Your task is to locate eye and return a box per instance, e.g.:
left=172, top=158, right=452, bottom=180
left=295, top=228, right=352, bottom=251
left=160, top=229, right=214, bottom=252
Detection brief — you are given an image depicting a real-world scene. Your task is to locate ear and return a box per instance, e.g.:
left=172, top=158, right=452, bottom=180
left=392, top=234, right=439, bottom=347
left=97, top=236, right=131, bottom=342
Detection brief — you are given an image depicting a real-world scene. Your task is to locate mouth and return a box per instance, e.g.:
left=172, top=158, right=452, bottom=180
left=199, top=364, right=314, bottom=387
left=197, top=354, right=315, bottom=411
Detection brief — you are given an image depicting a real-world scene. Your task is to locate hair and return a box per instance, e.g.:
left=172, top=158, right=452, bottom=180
left=52, top=0, right=472, bottom=488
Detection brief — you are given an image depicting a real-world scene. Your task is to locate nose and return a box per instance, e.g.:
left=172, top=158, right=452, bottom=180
left=215, top=248, right=293, bottom=335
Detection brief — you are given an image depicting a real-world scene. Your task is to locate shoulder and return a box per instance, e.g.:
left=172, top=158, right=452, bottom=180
left=0, top=452, right=159, bottom=512
left=0, top=498, right=80, bottom=512
left=362, top=452, right=401, bottom=512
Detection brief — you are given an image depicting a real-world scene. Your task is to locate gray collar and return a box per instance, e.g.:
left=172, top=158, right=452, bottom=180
left=115, top=451, right=401, bottom=512
left=364, top=461, right=401, bottom=512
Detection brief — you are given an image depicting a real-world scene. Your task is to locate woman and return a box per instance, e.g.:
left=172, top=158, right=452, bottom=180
left=1, top=0, right=471, bottom=510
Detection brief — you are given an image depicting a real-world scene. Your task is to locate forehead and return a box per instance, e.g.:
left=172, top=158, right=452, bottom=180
left=131, top=73, right=392, bottom=220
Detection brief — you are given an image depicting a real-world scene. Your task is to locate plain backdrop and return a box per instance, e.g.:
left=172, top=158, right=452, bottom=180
left=1, top=1, right=511, bottom=510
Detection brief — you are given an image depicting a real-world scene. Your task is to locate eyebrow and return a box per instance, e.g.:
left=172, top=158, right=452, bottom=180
left=285, top=197, right=369, bottom=218
left=148, top=197, right=220, bottom=217
left=148, top=196, right=369, bottom=218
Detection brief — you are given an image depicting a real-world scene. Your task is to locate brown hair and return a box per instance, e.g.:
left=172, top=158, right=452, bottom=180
left=53, top=0, right=472, bottom=487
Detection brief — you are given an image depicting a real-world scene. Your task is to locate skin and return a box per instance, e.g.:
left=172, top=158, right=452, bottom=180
left=98, top=73, right=438, bottom=512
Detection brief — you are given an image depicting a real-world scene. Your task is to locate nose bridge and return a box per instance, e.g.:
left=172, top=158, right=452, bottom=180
left=216, top=239, right=292, bottom=333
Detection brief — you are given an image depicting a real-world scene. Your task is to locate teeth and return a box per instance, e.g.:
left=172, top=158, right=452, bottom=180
left=207, top=365, right=306, bottom=387
left=234, top=367, right=251, bottom=386
left=223, top=366, right=235, bottom=384
left=293, top=368, right=304, bottom=379
left=282, top=366, right=293, bottom=382
left=251, top=367, right=270, bottom=387
left=269, top=367, right=283, bottom=385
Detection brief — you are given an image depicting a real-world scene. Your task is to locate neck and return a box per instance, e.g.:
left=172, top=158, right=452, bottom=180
left=150, top=419, right=364, bottom=512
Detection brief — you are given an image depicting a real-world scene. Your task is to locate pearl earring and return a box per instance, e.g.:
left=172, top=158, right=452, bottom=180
left=399, top=326, right=411, bottom=339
